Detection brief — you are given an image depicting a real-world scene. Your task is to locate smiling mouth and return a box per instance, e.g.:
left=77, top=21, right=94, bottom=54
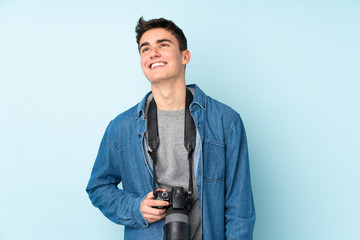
left=150, top=62, right=167, bottom=69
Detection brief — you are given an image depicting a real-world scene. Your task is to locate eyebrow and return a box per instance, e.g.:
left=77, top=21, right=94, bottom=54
left=139, top=39, right=174, bottom=51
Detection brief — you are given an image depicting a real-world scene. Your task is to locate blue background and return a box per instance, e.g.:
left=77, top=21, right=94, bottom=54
left=1, top=1, right=359, bottom=239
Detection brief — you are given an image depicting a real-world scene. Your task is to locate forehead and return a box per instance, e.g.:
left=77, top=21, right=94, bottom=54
left=139, top=28, right=179, bottom=46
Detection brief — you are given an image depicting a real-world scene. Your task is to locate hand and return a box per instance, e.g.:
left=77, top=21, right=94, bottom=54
left=140, top=189, right=170, bottom=223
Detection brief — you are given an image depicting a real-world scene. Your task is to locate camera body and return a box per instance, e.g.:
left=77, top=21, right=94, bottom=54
left=154, top=186, right=192, bottom=240
left=154, top=186, right=192, bottom=210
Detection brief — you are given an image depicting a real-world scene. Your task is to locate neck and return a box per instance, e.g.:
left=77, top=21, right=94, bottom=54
left=151, top=80, right=186, bottom=111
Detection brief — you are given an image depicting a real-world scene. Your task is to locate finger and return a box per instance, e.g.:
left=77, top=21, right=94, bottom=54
left=144, top=212, right=167, bottom=223
left=141, top=201, right=167, bottom=216
left=141, top=206, right=167, bottom=223
left=143, top=208, right=167, bottom=218
left=142, top=206, right=167, bottom=215
left=145, top=189, right=167, bottom=200
left=145, top=191, right=155, bottom=199
left=145, top=188, right=169, bottom=201
left=144, top=199, right=170, bottom=207
left=156, top=188, right=167, bottom=192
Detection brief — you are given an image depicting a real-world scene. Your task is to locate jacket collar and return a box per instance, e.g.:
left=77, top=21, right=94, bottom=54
left=135, top=84, right=207, bottom=119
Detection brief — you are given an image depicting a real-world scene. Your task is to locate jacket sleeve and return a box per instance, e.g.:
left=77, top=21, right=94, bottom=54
left=224, top=115, right=256, bottom=239
left=86, top=123, right=149, bottom=229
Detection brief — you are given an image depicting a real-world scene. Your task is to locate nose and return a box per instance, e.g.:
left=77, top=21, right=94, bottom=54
left=150, top=48, right=160, bottom=59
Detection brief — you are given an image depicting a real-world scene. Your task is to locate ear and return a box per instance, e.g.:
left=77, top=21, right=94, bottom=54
left=182, top=50, right=191, bottom=65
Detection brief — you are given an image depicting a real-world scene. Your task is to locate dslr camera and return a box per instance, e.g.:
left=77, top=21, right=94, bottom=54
left=154, top=186, right=193, bottom=240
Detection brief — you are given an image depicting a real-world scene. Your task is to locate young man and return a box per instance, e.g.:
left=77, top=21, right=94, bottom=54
left=86, top=17, right=255, bottom=240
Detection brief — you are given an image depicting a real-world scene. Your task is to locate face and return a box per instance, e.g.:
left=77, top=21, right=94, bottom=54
left=139, top=28, right=190, bottom=84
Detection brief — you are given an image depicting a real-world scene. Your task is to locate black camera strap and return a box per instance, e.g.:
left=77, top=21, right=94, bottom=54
left=147, top=88, right=196, bottom=204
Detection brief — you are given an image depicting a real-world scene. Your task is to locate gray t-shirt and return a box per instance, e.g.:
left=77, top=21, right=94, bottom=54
left=145, top=93, right=202, bottom=240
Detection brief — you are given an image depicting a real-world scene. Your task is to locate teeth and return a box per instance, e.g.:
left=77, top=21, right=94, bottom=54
left=151, top=62, right=165, bottom=69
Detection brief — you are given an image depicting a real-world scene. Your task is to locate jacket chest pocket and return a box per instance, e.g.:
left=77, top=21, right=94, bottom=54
left=203, top=140, right=225, bottom=182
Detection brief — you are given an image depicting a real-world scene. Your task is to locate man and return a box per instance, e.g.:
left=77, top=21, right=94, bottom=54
left=86, top=17, right=255, bottom=240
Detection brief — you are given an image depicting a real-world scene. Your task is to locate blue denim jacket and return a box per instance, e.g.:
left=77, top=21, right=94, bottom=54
left=86, top=84, right=255, bottom=240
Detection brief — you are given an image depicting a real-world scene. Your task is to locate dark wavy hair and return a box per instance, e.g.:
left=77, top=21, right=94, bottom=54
left=135, top=17, right=187, bottom=52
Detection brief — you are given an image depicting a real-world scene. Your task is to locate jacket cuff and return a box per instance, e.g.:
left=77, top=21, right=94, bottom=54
left=132, top=194, right=149, bottom=229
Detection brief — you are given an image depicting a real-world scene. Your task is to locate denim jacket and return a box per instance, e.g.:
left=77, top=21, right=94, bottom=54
left=86, top=84, right=255, bottom=240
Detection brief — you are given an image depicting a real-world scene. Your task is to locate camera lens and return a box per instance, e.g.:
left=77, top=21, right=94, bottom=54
left=163, top=208, right=190, bottom=240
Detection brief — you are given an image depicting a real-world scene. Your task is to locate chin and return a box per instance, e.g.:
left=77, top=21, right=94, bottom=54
left=148, top=78, right=166, bottom=85
left=146, top=75, right=169, bottom=83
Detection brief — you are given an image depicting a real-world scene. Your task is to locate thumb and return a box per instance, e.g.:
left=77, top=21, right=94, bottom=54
left=145, top=192, right=154, bottom=200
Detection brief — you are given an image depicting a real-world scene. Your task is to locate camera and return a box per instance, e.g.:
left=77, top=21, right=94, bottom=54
left=154, top=186, right=192, bottom=210
left=154, top=187, right=192, bottom=240
left=154, top=191, right=170, bottom=209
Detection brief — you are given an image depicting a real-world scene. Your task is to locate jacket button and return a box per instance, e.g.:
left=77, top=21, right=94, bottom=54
left=138, top=134, right=141, bottom=138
